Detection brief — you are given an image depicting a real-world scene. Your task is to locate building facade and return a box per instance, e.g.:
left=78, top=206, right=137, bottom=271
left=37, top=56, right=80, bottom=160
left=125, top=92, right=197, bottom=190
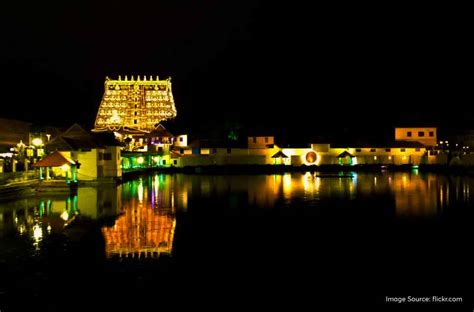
left=395, top=127, right=437, bottom=147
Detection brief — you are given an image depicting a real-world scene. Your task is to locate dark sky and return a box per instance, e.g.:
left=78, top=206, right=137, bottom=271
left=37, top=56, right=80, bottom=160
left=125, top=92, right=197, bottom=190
left=1, top=1, right=472, bottom=141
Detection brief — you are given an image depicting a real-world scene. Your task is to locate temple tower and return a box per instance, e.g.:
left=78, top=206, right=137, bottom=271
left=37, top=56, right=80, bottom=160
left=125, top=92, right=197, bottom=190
left=93, top=75, right=177, bottom=134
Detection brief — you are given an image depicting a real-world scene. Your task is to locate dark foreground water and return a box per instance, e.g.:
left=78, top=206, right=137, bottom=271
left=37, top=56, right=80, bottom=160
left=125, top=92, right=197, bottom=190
left=1, top=172, right=474, bottom=311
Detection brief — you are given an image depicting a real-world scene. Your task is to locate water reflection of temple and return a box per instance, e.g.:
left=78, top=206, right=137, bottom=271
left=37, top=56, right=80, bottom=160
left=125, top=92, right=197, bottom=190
left=101, top=175, right=181, bottom=258
left=101, top=205, right=175, bottom=258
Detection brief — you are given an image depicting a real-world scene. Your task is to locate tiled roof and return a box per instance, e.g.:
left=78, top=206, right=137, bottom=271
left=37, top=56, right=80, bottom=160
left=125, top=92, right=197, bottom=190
left=337, top=151, right=355, bottom=158
left=33, top=151, right=75, bottom=167
left=271, top=151, right=289, bottom=158
left=47, top=124, right=121, bottom=151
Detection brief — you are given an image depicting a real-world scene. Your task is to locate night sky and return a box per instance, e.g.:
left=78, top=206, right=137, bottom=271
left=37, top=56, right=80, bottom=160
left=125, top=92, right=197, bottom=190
left=1, top=1, right=472, bottom=141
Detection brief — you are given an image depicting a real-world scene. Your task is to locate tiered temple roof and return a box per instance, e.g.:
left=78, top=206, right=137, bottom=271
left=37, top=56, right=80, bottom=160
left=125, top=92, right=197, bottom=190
left=93, top=75, right=177, bottom=133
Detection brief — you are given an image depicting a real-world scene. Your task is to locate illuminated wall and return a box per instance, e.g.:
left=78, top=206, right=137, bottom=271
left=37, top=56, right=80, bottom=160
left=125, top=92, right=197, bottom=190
left=174, top=134, right=188, bottom=147
left=395, top=127, right=437, bottom=147
left=94, top=76, right=177, bottom=133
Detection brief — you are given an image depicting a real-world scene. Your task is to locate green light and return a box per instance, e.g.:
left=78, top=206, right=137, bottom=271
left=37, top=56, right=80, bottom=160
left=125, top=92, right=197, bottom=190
left=67, top=197, right=71, bottom=211
left=39, top=200, right=45, bottom=217
left=72, top=195, right=78, bottom=213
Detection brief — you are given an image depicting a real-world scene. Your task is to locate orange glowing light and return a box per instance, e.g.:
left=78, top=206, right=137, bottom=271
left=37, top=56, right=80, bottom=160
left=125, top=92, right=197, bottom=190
left=305, top=151, right=317, bottom=164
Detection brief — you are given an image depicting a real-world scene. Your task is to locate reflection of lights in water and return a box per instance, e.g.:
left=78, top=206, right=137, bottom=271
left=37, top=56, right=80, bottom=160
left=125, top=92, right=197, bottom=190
left=151, top=189, right=155, bottom=209
left=18, top=224, right=26, bottom=234
left=352, top=157, right=358, bottom=165
left=302, top=172, right=312, bottom=193
left=154, top=175, right=159, bottom=193
left=374, top=177, right=377, bottom=186
left=315, top=177, right=321, bottom=189
left=352, top=173, right=358, bottom=188
left=171, top=191, right=175, bottom=209
left=463, top=183, right=469, bottom=202
left=271, top=174, right=280, bottom=194
left=181, top=190, right=188, bottom=209
left=440, top=187, right=444, bottom=207
left=138, top=180, right=144, bottom=202
left=33, top=224, right=43, bottom=248
left=446, top=187, right=449, bottom=206
left=283, top=174, right=292, bottom=197
left=60, top=210, right=69, bottom=221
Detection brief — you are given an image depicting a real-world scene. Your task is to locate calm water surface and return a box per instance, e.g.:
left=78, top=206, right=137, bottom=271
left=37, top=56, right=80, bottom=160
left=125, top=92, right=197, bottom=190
left=1, top=172, right=474, bottom=310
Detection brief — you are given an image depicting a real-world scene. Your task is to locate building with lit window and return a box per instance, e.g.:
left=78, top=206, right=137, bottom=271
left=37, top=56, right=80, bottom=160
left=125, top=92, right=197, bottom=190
left=395, top=127, right=437, bottom=147
left=46, top=124, right=122, bottom=181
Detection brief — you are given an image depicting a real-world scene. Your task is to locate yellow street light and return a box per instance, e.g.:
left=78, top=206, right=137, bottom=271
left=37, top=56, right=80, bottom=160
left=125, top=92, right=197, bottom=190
left=32, top=138, right=43, bottom=146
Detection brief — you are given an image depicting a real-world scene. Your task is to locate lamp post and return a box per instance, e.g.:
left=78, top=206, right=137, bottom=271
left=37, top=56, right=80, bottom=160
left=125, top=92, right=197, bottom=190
left=32, top=138, right=44, bottom=158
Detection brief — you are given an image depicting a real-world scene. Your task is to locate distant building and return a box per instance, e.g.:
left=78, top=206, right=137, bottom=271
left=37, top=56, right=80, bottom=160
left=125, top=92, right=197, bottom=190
left=395, top=127, right=437, bottom=147
left=165, top=132, right=431, bottom=167
left=248, top=136, right=275, bottom=149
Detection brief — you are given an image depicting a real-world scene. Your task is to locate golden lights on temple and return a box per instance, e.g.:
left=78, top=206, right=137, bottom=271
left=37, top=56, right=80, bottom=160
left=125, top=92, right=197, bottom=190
left=93, top=75, right=177, bottom=133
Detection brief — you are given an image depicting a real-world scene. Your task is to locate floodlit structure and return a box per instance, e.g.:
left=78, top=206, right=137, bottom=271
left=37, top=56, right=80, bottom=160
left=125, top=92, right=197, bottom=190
left=93, top=75, right=177, bottom=134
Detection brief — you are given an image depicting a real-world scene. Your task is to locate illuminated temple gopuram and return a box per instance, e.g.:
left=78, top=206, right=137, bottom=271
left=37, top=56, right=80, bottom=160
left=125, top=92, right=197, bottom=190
left=93, top=75, right=177, bottom=134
